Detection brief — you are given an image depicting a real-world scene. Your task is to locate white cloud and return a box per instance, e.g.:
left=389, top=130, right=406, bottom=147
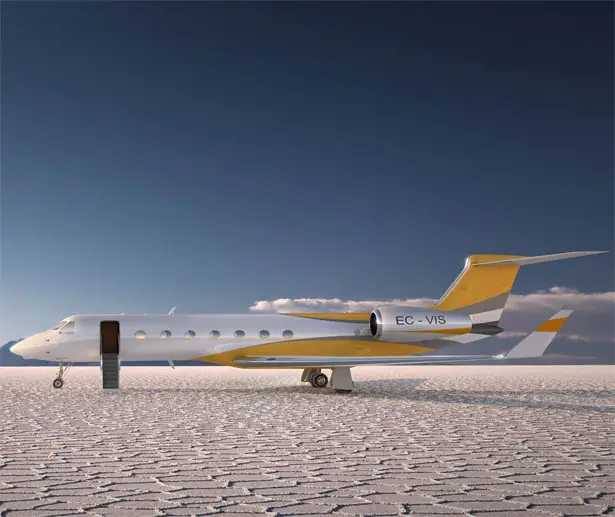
left=503, top=288, right=614, bottom=343
left=496, top=331, right=528, bottom=339
left=249, top=288, right=615, bottom=344
left=249, top=297, right=437, bottom=314
left=506, top=287, right=614, bottom=312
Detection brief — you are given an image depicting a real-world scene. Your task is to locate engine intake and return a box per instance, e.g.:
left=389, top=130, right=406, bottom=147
left=370, top=306, right=472, bottom=343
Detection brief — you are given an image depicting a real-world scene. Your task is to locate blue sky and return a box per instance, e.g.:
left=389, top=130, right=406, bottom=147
left=1, top=2, right=613, bottom=345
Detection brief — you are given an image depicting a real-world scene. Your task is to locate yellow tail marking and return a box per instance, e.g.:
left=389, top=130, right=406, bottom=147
left=432, top=254, right=524, bottom=312
left=535, top=317, right=569, bottom=333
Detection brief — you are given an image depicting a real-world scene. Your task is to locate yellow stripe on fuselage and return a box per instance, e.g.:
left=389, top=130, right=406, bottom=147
left=192, top=338, right=434, bottom=367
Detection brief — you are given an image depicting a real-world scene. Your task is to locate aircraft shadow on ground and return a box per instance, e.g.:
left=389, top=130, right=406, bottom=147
left=351, top=380, right=615, bottom=414
left=126, top=379, right=614, bottom=414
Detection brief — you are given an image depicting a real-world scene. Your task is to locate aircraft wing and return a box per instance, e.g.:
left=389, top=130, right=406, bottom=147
left=234, top=355, right=497, bottom=367
left=233, top=309, right=572, bottom=368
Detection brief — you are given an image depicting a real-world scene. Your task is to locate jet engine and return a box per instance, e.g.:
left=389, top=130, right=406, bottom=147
left=370, top=306, right=472, bottom=342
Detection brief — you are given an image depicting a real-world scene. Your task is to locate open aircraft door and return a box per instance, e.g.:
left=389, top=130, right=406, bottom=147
left=100, top=321, right=120, bottom=390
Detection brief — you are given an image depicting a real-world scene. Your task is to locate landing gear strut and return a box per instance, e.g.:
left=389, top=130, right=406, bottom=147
left=300, top=367, right=354, bottom=392
left=53, top=362, right=71, bottom=389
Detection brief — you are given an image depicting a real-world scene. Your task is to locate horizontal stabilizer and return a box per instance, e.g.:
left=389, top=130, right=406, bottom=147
left=474, top=251, right=607, bottom=267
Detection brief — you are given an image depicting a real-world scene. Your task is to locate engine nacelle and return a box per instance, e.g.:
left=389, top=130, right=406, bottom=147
left=370, top=306, right=472, bottom=342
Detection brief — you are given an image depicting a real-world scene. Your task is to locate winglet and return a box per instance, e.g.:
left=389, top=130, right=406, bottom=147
left=168, top=306, right=176, bottom=315
left=504, top=309, right=573, bottom=359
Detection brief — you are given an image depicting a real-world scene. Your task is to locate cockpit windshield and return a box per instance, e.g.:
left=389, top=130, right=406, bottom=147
left=52, top=318, right=74, bottom=332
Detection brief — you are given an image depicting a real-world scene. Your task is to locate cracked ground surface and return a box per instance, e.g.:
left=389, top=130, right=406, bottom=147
left=0, top=365, right=613, bottom=517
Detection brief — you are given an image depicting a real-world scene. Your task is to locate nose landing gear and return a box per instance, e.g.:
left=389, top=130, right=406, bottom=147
left=53, top=362, right=71, bottom=389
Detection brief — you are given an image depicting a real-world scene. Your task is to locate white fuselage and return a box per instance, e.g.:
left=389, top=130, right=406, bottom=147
left=11, top=313, right=373, bottom=363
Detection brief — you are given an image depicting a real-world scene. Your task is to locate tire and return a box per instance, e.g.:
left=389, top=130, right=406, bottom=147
left=312, top=373, right=328, bottom=388
left=53, top=378, right=64, bottom=389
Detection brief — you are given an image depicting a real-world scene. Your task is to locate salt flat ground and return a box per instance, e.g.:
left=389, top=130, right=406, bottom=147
left=0, top=366, right=614, bottom=517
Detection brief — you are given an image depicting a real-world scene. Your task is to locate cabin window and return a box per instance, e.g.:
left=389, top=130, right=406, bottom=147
left=135, top=331, right=147, bottom=339
left=234, top=330, right=245, bottom=338
left=259, top=330, right=270, bottom=339
left=210, top=330, right=220, bottom=339
left=185, top=330, right=196, bottom=339
left=160, top=330, right=172, bottom=339
left=282, top=330, right=294, bottom=339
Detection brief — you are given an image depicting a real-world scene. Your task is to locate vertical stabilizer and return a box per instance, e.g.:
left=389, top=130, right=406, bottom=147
left=431, top=254, right=523, bottom=325
left=431, top=251, right=607, bottom=325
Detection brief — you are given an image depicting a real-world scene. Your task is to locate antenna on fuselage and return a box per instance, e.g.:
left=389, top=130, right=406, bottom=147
left=167, top=307, right=177, bottom=369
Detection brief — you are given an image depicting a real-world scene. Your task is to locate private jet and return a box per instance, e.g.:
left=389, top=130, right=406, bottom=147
left=10, top=251, right=606, bottom=392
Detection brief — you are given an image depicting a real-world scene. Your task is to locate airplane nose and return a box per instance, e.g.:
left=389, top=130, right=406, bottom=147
left=10, top=341, right=25, bottom=355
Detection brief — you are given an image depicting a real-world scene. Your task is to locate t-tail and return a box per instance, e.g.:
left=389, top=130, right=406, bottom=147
left=430, top=251, right=607, bottom=326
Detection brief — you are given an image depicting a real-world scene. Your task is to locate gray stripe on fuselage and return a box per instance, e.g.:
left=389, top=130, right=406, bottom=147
left=453, top=292, right=510, bottom=317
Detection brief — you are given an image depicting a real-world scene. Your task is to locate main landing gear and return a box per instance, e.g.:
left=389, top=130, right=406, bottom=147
left=53, top=362, right=71, bottom=389
left=301, top=367, right=354, bottom=393
left=301, top=368, right=328, bottom=388
left=311, top=372, right=329, bottom=388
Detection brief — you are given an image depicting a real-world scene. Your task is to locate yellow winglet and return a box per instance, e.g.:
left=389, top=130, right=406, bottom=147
left=535, top=311, right=572, bottom=333
left=504, top=309, right=573, bottom=359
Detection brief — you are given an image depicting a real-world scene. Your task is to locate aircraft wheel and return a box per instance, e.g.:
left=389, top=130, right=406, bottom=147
left=310, top=373, right=328, bottom=388
left=53, top=378, right=64, bottom=389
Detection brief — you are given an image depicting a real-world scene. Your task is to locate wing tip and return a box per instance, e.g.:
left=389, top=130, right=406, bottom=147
left=534, top=310, right=572, bottom=333
left=504, top=308, right=572, bottom=358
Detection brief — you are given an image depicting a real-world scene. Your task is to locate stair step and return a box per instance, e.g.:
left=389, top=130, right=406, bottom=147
left=101, top=353, right=120, bottom=389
